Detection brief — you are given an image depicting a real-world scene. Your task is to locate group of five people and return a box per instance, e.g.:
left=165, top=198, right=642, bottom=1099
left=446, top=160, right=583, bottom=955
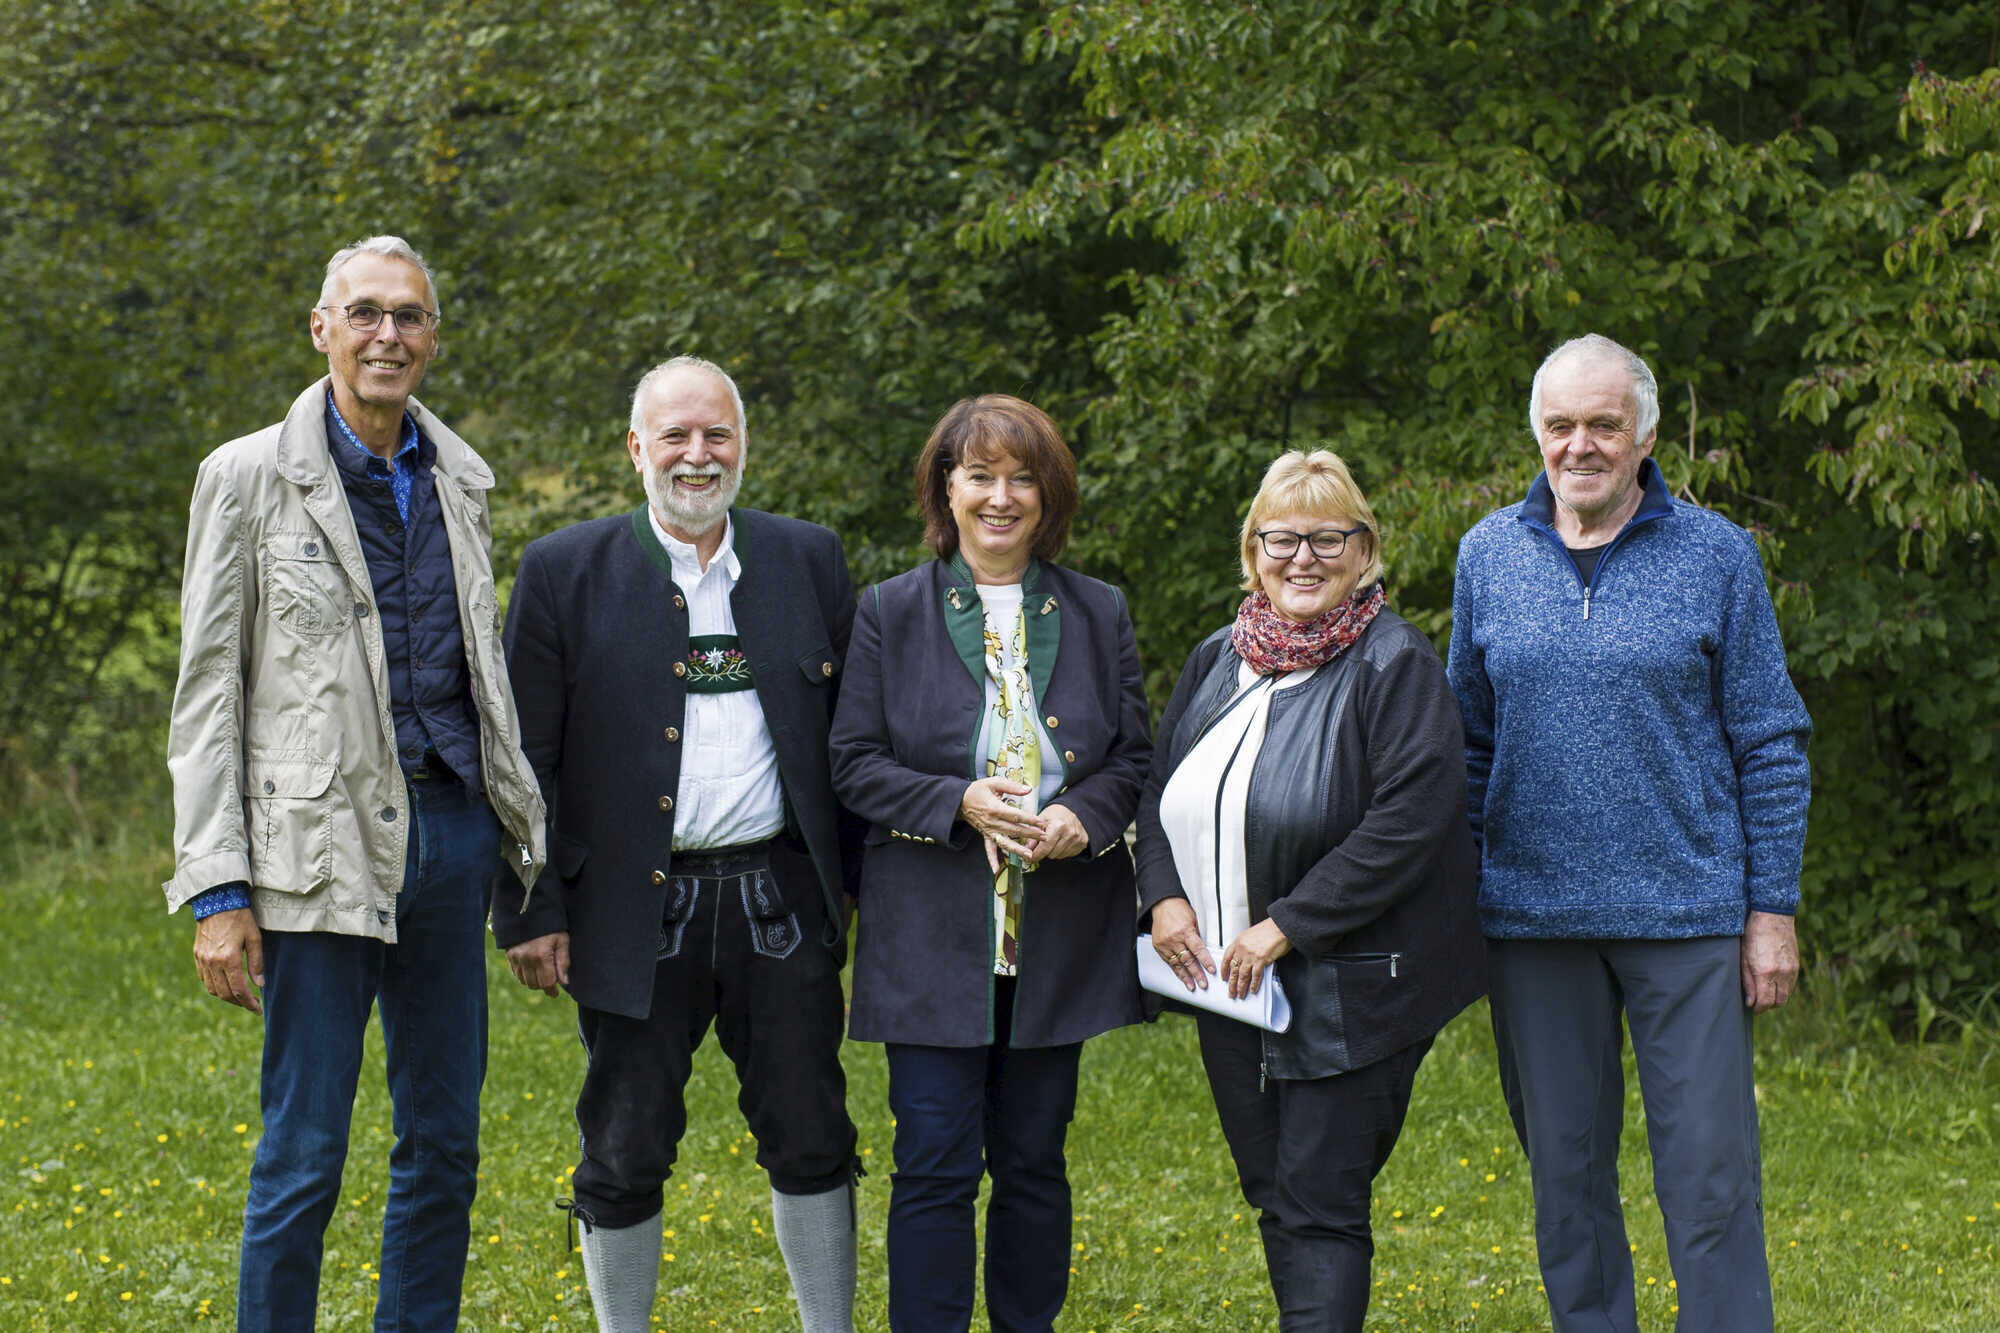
left=166, top=236, right=1810, bottom=1332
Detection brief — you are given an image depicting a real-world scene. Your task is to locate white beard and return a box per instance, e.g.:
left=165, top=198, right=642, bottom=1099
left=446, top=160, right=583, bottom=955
left=642, top=457, right=741, bottom=536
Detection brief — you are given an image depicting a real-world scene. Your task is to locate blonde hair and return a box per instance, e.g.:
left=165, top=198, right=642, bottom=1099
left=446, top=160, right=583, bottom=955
left=1238, top=450, right=1384, bottom=592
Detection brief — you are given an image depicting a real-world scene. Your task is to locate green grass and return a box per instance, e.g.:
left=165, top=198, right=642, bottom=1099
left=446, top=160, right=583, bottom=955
left=3, top=822, right=1995, bottom=1330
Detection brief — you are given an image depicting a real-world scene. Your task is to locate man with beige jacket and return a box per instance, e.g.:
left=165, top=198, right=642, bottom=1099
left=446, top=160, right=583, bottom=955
left=164, top=235, right=545, bottom=1332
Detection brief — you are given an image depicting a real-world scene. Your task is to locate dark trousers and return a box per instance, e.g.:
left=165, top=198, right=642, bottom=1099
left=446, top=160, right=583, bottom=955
left=570, top=841, right=856, bottom=1229
left=1198, top=1015, right=1431, bottom=1332
left=883, top=977, right=1082, bottom=1333
left=1488, top=936, right=1772, bottom=1333
left=238, top=776, right=498, bottom=1333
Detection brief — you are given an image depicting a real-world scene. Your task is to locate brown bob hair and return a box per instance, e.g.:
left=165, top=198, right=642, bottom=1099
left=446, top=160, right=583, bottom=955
left=914, top=395, right=1079, bottom=561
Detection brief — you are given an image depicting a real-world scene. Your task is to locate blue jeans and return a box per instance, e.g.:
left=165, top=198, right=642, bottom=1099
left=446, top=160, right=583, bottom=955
left=883, top=977, right=1082, bottom=1333
left=236, top=777, right=499, bottom=1333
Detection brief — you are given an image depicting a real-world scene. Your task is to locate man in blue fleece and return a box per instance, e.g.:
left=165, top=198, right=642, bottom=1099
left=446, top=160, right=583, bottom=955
left=1447, top=333, right=1811, bottom=1333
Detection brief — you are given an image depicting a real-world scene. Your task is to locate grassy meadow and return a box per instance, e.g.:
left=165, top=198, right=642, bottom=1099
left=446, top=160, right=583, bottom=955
left=2, top=814, right=1995, bottom=1330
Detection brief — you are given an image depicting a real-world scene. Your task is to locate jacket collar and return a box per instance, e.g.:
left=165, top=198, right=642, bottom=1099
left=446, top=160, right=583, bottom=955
left=939, top=554, right=1060, bottom=705
left=273, top=376, right=493, bottom=492
left=1519, top=456, right=1672, bottom=536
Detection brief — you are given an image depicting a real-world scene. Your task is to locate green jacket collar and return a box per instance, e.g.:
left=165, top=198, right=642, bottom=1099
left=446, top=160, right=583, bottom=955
left=939, top=554, right=1060, bottom=705
left=629, top=506, right=749, bottom=587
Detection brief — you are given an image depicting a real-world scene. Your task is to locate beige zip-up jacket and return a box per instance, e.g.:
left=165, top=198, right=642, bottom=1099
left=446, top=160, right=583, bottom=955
left=163, top=378, right=546, bottom=940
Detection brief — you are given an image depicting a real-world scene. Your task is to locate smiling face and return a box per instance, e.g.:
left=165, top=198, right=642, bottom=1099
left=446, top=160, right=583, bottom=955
left=628, top=365, right=745, bottom=541
left=309, top=253, right=438, bottom=426
left=1253, top=510, right=1371, bottom=623
left=946, top=446, right=1043, bottom=583
left=1536, top=354, right=1657, bottom=540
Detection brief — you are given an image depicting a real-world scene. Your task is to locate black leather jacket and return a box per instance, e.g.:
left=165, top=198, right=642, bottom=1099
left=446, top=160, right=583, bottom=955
left=1136, top=607, right=1485, bottom=1079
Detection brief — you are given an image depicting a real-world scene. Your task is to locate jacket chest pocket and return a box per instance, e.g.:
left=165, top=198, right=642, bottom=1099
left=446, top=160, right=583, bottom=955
left=244, top=754, right=337, bottom=893
left=263, top=533, right=354, bottom=638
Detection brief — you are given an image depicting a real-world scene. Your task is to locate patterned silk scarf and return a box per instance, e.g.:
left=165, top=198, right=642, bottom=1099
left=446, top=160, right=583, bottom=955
left=983, top=602, right=1039, bottom=975
left=1230, top=581, right=1387, bottom=675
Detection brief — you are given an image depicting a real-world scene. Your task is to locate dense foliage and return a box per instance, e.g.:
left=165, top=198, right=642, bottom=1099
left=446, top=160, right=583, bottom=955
left=5, top=0, right=1995, bottom=1012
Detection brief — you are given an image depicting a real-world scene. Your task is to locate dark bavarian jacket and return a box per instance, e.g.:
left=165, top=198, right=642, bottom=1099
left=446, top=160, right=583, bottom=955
left=829, top=556, right=1152, bottom=1048
left=492, top=506, right=860, bottom=1020
left=1135, top=607, right=1485, bottom=1080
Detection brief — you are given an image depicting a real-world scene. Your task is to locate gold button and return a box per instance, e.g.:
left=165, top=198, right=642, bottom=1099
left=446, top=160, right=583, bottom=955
left=673, top=594, right=686, bottom=609
left=1045, top=715, right=1059, bottom=729
left=658, top=795, right=674, bottom=812
left=672, top=661, right=687, bottom=678
left=1063, top=749, right=1075, bottom=763
left=821, top=662, right=834, bottom=677
left=650, top=870, right=666, bottom=885
left=664, top=727, right=680, bottom=742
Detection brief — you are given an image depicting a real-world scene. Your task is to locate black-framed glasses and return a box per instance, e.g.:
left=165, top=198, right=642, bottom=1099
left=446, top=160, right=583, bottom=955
left=1255, top=526, right=1369, bottom=560
left=317, top=303, right=441, bottom=335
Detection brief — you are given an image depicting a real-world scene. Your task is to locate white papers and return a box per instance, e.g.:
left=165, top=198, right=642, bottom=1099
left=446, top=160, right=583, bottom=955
left=1135, top=934, right=1292, bottom=1033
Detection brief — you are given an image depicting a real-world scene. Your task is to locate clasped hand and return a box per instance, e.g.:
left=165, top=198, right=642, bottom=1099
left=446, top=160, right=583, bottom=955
left=959, top=777, right=1088, bottom=875
left=1151, top=896, right=1290, bottom=1000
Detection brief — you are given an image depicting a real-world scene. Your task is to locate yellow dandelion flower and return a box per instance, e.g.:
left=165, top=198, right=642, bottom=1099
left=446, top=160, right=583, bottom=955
left=65, top=1291, right=78, bottom=1302
left=233, top=1125, right=247, bottom=1135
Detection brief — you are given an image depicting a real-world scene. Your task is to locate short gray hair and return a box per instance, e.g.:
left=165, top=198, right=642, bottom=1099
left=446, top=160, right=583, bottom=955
left=319, top=235, right=439, bottom=310
left=629, top=356, right=747, bottom=443
left=1528, top=333, right=1659, bottom=443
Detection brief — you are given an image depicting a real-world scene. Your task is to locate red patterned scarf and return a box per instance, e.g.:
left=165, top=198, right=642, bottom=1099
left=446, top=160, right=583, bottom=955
left=1230, top=581, right=1386, bottom=676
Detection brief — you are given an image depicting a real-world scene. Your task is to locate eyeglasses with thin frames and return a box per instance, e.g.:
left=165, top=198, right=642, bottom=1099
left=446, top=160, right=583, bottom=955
left=1254, top=526, right=1369, bottom=560
left=317, top=303, right=442, bottom=335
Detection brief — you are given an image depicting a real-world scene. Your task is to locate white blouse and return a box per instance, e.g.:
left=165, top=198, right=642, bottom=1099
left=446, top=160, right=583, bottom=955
left=1157, top=661, right=1321, bottom=952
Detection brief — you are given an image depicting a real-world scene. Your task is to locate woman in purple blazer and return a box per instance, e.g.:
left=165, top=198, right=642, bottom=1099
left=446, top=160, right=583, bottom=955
left=829, top=395, right=1151, bottom=1332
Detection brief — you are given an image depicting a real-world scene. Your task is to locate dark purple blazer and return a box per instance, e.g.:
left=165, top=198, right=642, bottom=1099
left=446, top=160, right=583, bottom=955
left=830, top=556, right=1151, bottom=1048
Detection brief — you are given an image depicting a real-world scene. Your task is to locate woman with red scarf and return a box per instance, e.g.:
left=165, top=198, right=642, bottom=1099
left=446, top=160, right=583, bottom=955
left=1133, top=450, right=1485, bottom=1331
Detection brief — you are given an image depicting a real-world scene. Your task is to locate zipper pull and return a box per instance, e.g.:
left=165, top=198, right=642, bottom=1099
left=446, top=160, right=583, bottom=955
left=1259, top=1058, right=1268, bottom=1095
left=518, top=841, right=531, bottom=868
left=1582, top=585, right=1593, bottom=620
left=1390, top=952, right=1401, bottom=979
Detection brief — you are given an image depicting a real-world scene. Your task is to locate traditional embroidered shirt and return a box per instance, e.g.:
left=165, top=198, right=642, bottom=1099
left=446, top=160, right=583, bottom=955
left=648, top=510, right=787, bottom=850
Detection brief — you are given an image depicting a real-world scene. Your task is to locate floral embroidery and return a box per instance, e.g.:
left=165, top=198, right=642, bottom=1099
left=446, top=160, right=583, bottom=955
left=685, top=634, right=754, bottom=694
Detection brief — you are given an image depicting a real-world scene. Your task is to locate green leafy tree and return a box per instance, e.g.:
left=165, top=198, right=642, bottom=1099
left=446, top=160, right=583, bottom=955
left=969, top=0, right=2000, bottom=1013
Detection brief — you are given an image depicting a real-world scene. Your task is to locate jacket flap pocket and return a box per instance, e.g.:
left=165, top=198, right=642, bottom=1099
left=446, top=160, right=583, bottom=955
left=554, top=834, right=589, bottom=879
left=796, top=645, right=837, bottom=684
left=244, top=755, right=335, bottom=799
left=264, top=530, right=338, bottom=562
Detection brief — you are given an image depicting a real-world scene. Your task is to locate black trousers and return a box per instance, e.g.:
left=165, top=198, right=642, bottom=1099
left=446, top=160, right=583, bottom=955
left=1198, top=1015, right=1431, bottom=1332
left=570, top=840, right=857, bottom=1229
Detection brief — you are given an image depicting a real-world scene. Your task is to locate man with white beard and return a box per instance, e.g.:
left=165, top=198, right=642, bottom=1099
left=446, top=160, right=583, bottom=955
left=493, top=356, right=863, bottom=1332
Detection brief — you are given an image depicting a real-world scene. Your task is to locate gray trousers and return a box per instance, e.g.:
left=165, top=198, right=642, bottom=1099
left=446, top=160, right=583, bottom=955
left=1488, top=937, right=1773, bottom=1333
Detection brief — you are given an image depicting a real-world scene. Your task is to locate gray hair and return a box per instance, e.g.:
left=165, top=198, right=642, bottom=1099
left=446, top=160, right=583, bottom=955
left=629, top=355, right=747, bottom=443
left=1528, top=333, right=1659, bottom=443
left=319, top=235, right=439, bottom=310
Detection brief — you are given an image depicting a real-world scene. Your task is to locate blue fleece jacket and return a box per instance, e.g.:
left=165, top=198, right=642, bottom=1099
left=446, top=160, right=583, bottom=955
left=1446, top=459, right=1812, bottom=940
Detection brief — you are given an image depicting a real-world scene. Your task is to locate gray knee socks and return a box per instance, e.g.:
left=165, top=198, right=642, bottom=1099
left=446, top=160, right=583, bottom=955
left=770, top=1182, right=856, bottom=1333
left=579, top=1211, right=661, bottom=1333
